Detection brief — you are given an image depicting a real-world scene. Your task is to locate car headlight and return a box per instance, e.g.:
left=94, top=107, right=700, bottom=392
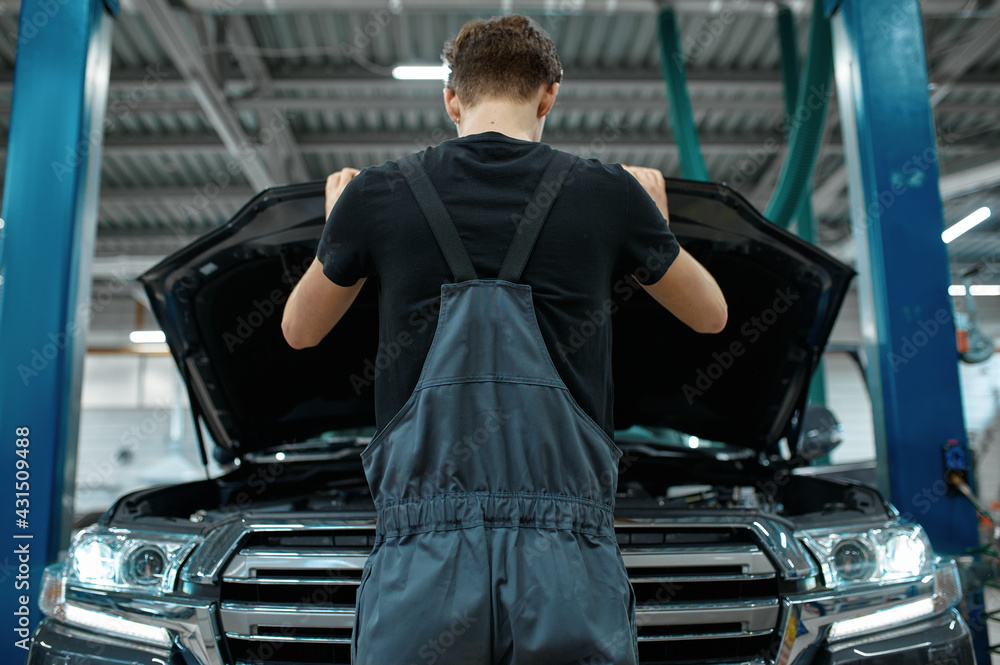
left=806, top=525, right=932, bottom=586
left=67, top=526, right=200, bottom=595
left=39, top=563, right=173, bottom=648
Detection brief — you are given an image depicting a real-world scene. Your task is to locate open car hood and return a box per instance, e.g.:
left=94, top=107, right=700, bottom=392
left=140, top=177, right=853, bottom=460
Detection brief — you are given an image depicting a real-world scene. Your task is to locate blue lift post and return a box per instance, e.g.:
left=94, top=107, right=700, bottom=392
left=0, top=0, right=117, bottom=659
left=829, top=0, right=985, bottom=658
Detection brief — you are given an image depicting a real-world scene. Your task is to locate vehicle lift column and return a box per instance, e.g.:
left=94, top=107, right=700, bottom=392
left=0, top=1, right=117, bottom=661
left=828, top=0, right=985, bottom=659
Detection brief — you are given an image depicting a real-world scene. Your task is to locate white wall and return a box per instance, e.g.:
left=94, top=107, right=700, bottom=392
left=75, top=354, right=216, bottom=519
left=824, top=289, right=878, bottom=463
left=960, top=356, right=1000, bottom=514
left=823, top=354, right=876, bottom=463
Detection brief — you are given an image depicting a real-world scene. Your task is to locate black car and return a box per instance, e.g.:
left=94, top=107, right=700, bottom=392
left=27, top=177, right=973, bottom=665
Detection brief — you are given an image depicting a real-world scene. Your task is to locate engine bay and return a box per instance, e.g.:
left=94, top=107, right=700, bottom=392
left=105, top=445, right=888, bottom=532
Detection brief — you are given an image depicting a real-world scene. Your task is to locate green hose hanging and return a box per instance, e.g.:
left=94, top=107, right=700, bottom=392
left=776, top=3, right=828, bottom=408
left=658, top=7, right=710, bottom=182
left=764, top=0, right=834, bottom=227
left=777, top=5, right=801, bottom=122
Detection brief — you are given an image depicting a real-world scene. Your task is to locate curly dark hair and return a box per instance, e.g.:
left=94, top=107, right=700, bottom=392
left=442, top=14, right=563, bottom=107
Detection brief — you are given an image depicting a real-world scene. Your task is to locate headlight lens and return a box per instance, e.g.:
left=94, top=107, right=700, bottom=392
left=831, top=539, right=877, bottom=581
left=125, top=546, right=167, bottom=585
left=807, top=525, right=932, bottom=586
left=884, top=532, right=927, bottom=575
left=67, top=526, right=200, bottom=595
left=73, top=538, right=117, bottom=584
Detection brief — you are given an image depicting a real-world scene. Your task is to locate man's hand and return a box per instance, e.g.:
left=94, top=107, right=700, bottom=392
left=282, top=166, right=364, bottom=350
left=325, top=167, right=361, bottom=220
left=622, top=165, right=726, bottom=334
left=622, top=164, right=669, bottom=222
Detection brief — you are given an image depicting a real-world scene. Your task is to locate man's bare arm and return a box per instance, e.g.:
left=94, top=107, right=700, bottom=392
left=281, top=260, right=366, bottom=349
left=638, top=248, right=727, bottom=334
left=281, top=168, right=365, bottom=350
left=622, top=164, right=728, bottom=334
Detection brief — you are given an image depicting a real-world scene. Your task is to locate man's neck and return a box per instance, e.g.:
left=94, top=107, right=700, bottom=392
left=455, top=101, right=540, bottom=142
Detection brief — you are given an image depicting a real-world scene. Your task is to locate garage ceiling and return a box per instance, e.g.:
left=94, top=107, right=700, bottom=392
left=0, top=0, right=998, bottom=294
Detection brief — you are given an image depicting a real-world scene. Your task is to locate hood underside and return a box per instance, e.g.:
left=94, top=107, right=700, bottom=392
left=140, top=177, right=853, bottom=459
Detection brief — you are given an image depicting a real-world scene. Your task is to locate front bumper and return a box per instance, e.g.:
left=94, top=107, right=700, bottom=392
left=818, top=608, right=973, bottom=665
left=26, top=607, right=974, bottom=665
left=28, top=518, right=973, bottom=665
left=26, top=618, right=186, bottom=665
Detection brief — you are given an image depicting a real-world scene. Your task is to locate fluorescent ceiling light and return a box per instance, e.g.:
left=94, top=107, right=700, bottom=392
left=942, top=207, right=991, bottom=243
left=392, top=65, right=449, bottom=81
left=949, top=285, right=1000, bottom=296
left=130, top=330, right=166, bottom=344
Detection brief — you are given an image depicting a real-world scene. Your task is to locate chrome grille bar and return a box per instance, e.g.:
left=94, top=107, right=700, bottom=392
left=215, top=522, right=788, bottom=664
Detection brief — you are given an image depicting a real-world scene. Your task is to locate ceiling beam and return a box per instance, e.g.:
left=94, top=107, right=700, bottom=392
left=233, top=95, right=785, bottom=114
left=99, top=186, right=255, bottom=206
left=94, top=234, right=200, bottom=258
left=225, top=14, right=310, bottom=183
left=5, top=90, right=1000, bottom=120
left=0, top=129, right=987, bottom=165
left=171, top=0, right=987, bottom=17
left=90, top=255, right=166, bottom=281
left=940, top=153, right=1000, bottom=199
left=5, top=69, right=1000, bottom=100
left=928, top=13, right=1000, bottom=105
left=85, top=131, right=999, bottom=158
left=812, top=162, right=851, bottom=215
left=93, top=132, right=830, bottom=157
left=0, top=0, right=981, bottom=15
left=747, top=151, right=785, bottom=207
left=136, top=0, right=277, bottom=191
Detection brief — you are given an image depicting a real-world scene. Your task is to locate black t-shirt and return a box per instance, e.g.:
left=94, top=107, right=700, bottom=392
left=317, top=131, right=679, bottom=437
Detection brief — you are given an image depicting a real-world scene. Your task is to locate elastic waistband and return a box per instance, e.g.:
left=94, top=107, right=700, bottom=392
left=374, top=491, right=615, bottom=538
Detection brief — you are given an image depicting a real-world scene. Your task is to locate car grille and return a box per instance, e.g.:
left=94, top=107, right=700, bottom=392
left=218, top=524, right=781, bottom=665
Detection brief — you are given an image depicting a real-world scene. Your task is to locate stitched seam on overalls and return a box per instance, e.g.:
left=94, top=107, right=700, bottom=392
left=377, top=524, right=614, bottom=539
left=375, top=494, right=615, bottom=536
left=415, top=375, right=568, bottom=390
left=377, top=523, right=614, bottom=538
left=374, top=493, right=615, bottom=535
left=377, top=490, right=614, bottom=513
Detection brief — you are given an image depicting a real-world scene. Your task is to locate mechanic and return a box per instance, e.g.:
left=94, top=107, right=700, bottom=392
left=281, top=14, right=727, bottom=665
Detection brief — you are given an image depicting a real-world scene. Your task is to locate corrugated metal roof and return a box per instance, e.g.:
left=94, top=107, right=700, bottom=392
left=0, top=2, right=996, bottom=266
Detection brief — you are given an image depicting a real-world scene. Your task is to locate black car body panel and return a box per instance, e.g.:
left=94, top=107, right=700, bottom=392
left=139, top=177, right=854, bottom=458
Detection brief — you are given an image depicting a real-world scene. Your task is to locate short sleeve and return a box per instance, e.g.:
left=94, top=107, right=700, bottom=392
left=316, top=170, right=372, bottom=286
left=620, top=167, right=680, bottom=285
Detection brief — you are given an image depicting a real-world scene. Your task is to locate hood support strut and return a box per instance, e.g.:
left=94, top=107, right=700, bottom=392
left=183, top=356, right=212, bottom=478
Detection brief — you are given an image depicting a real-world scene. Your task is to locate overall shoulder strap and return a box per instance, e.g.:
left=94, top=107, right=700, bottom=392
left=397, top=153, right=478, bottom=282
left=497, top=151, right=579, bottom=283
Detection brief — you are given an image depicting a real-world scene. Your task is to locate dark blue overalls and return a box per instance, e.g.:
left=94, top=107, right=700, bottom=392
left=351, top=150, right=638, bottom=665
